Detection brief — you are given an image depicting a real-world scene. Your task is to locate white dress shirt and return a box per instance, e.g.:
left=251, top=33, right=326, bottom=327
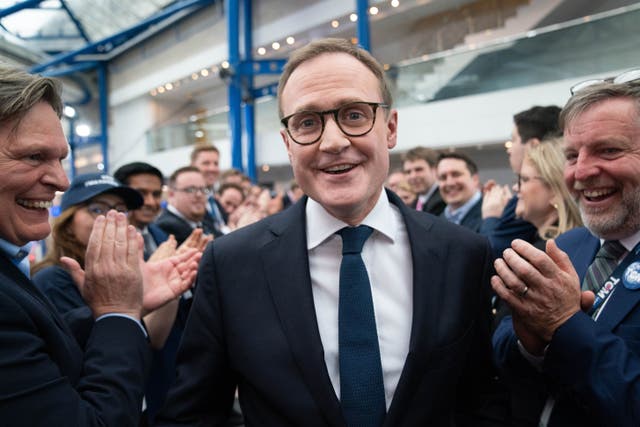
left=306, top=189, right=413, bottom=409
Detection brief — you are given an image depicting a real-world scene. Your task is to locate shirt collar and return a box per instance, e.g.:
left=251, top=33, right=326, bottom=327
left=614, top=229, right=640, bottom=253
left=444, top=190, right=481, bottom=222
left=0, top=238, right=32, bottom=262
left=167, top=204, right=201, bottom=228
left=306, top=188, right=396, bottom=250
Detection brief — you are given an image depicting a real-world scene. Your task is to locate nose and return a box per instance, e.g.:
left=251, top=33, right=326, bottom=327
left=318, top=115, right=350, bottom=153
left=44, top=161, right=69, bottom=191
left=572, top=151, right=600, bottom=182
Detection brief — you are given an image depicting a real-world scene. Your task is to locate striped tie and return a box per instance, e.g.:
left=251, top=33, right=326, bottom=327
left=581, top=240, right=627, bottom=293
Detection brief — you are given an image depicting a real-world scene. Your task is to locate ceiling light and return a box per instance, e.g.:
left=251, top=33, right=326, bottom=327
left=157, top=86, right=165, bottom=93
left=391, top=0, right=400, bottom=7
left=369, top=6, right=379, bottom=15
left=191, top=73, right=199, bottom=80
left=76, top=124, right=91, bottom=137
left=165, top=83, right=173, bottom=90
left=272, top=42, right=281, bottom=50
left=257, top=47, right=266, bottom=55
left=349, top=13, right=358, bottom=22
left=286, top=36, right=295, bottom=45
left=331, top=20, right=339, bottom=28
left=221, top=61, right=230, bottom=69
left=201, top=69, right=209, bottom=77
left=194, top=130, right=204, bottom=138
left=63, top=105, right=76, bottom=118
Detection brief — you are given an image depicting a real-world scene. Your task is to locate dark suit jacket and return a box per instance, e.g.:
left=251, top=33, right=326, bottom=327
left=421, top=187, right=446, bottom=216
left=460, top=197, right=483, bottom=233
left=479, top=195, right=537, bottom=259
left=157, top=191, right=501, bottom=426
left=0, top=254, right=149, bottom=426
left=155, top=208, right=219, bottom=245
left=493, top=227, right=640, bottom=426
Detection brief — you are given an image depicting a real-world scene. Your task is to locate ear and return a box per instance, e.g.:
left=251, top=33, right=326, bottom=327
left=528, top=137, right=541, bottom=147
left=280, top=129, right=294, bottom=162
left=385, top=109, right=398, bottom=150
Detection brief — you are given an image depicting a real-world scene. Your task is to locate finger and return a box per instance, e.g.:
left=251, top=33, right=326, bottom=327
left=491, top=274, right=523, bottom=311
left=545, top=239, right=575, bottom=275
left=60, top=256, right=86, bottom=295
left=509, top=240, right=556, bottom=279
left=131, top=225, right=142, bottom=266
left=100, top=211, right=118, bottom=261
left=85, top=214, right=106, bottom=270
left=495, top=254, right=530, bottom=292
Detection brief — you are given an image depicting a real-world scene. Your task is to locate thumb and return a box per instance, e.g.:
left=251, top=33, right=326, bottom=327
left=581, top=290, right=596, bottom=312
left=60, top=256, right=86, bottom=295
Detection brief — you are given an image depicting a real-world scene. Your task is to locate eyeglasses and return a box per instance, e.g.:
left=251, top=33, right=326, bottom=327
left=570, top=68, right=640, bottom=95
left=85, top=201, right=128, bottom=218
left=173, top=186, right=211, bottom=196
left=516, top=174, right=545, bottom=191
left=280, top=101, right=389, bottom=145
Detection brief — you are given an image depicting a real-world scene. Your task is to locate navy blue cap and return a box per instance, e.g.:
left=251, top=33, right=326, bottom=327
left=60, top=173, right=144, bottom=212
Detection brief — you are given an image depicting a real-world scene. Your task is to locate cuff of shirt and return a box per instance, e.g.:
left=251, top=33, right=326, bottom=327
left=517, top=339, right=547, bottom=371
left=96, top=313, right=148, bottom=338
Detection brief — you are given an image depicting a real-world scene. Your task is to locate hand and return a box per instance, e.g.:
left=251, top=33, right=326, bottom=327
left=177, top=228, right=212, bottom=255
left=482, top=184, right=511, bottom=218
left=491, top=239, right=582, bottom=343
left=140, top=248, right=201, bottom=315
left=62, top=211, right=143, bottom=319
left=148, top=235, right=178, bottom=262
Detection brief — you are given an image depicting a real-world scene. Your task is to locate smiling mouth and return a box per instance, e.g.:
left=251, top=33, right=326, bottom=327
left=582, top=188, right=615, bottom=202
left=17, top=199, right=53, bottom=210
left=323, top=164, right=356, bottom=174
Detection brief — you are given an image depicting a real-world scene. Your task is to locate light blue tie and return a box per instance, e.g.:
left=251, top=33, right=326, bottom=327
left=337, top=225, right=386, bottom=427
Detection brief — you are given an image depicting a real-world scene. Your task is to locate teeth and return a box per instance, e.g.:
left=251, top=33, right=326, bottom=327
left=583, top=189, right=613, bottom=198
left=17, top=199, right=53, bottom=209
left=324, top=164, right=353, bottom=173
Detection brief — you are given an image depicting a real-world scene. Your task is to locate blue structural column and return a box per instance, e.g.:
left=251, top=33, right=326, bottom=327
left=67, top=118, right=77, bottom=179
left=243, top=0, right=256, bottom=182
left=98, top=63, right=109, bottom=172
left=356, top=0, right=371, bottom=51
left=226, top=0, right=243, bottom=172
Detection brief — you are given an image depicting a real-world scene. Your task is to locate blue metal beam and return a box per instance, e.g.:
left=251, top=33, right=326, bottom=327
left=40, top=61, right=98, bottom=77
left=243, top=0, right=256, bottom=182
left=59, top=0, right=90, bottom=43
left=252, top=82, right=278, bottom=99
left=237, top=58, right=286, bottom=75
left=0, top=0, right=42, bottom=19
left=31, top=0, right=215, bottom=73
left=356, top=0, right=371, bottom=51
left=227, top=0, right=243, bottom=171
left=97, top=63, right=109, bottom=172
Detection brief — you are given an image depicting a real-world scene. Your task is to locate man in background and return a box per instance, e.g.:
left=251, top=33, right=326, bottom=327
left=190, top=144, right=225, bottom=234
left=437, top=152, right=483, bottom=232
left=402, top=146, right=445, bottom=215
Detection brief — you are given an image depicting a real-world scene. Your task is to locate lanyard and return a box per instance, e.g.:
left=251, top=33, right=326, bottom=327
left=588, top=240, right=640, bottom=317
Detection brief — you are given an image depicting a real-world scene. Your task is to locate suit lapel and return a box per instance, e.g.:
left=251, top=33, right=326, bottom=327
left=260, top=198, right=344, bottom=426
left=385, top=192, right=444, bottom=422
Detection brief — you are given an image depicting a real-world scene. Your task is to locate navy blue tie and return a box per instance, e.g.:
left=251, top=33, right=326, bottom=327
left=337, top=225, right=386, bottom=427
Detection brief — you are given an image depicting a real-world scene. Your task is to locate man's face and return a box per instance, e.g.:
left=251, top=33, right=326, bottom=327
left=279, top=52, right=397, bottom=225
left=192, top=150, right=220, bottom=187
left=437, top=158, right=479, bottom=210
left=563, top=98, right=640, bottom=240
left=168, top=171, right=207, bottom=222
left=386, top=171, right=405, bottom=193
left=0, top=102, right=69, bottom=246
left=127, top=173, right=163, bottom=228
left=508, top=124, right=526, bottom=173
left=403, top=158, right=435, bottom=194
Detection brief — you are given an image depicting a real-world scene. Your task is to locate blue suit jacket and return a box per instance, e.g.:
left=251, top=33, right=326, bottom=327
left=479, top=195, right=537, bottom=259
left=156, top=191, right=503, bottom=426
left=493, top=227, right=640, bottom=426
left=0, top=254, right=150, bottom=426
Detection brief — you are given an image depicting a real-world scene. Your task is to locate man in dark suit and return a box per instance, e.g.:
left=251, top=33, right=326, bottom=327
left=436, top=152, right=483, bottom=232
left=402, top=146, right=446, bottom=215
left=114, top=161, right=169, bottom=259
left=155, top=166, right=219, bottom=244
left=492, top=74, right=640, bottom=426
left=0, top=66, right=197, bottom=426
left=157, top=38, right=501, bottom=427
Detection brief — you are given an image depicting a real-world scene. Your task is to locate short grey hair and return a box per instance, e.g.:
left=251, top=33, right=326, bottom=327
left=0, top=65, right=63, bottom=129
left=560, top=82, right=640, bottom=130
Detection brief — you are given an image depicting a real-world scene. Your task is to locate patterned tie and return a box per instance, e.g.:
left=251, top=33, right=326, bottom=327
left=582, top=240, right=627, bottom=293
left=337, top=226, right=386, bottom=427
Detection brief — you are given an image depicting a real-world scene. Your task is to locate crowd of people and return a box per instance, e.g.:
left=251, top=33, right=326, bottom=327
left=1, top=37, right=639, bottom=427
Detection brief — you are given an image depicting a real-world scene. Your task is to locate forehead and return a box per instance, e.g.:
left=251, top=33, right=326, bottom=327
left=404, top=158, right=429, bottom=169
left=194, top=150, right=218, bottom=163
left=565, top=98, right=640, bottom=143
left=438, top=157, right=468, bottom=173
left=175, top=171, right=204, bottom=185
left=1, top=101, right=68, bottom=156
left=280, top=53, right=380, bottom=114
left=90, top=193, right=124, bottom=204
left=127, top=173, right=162, bottom=188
